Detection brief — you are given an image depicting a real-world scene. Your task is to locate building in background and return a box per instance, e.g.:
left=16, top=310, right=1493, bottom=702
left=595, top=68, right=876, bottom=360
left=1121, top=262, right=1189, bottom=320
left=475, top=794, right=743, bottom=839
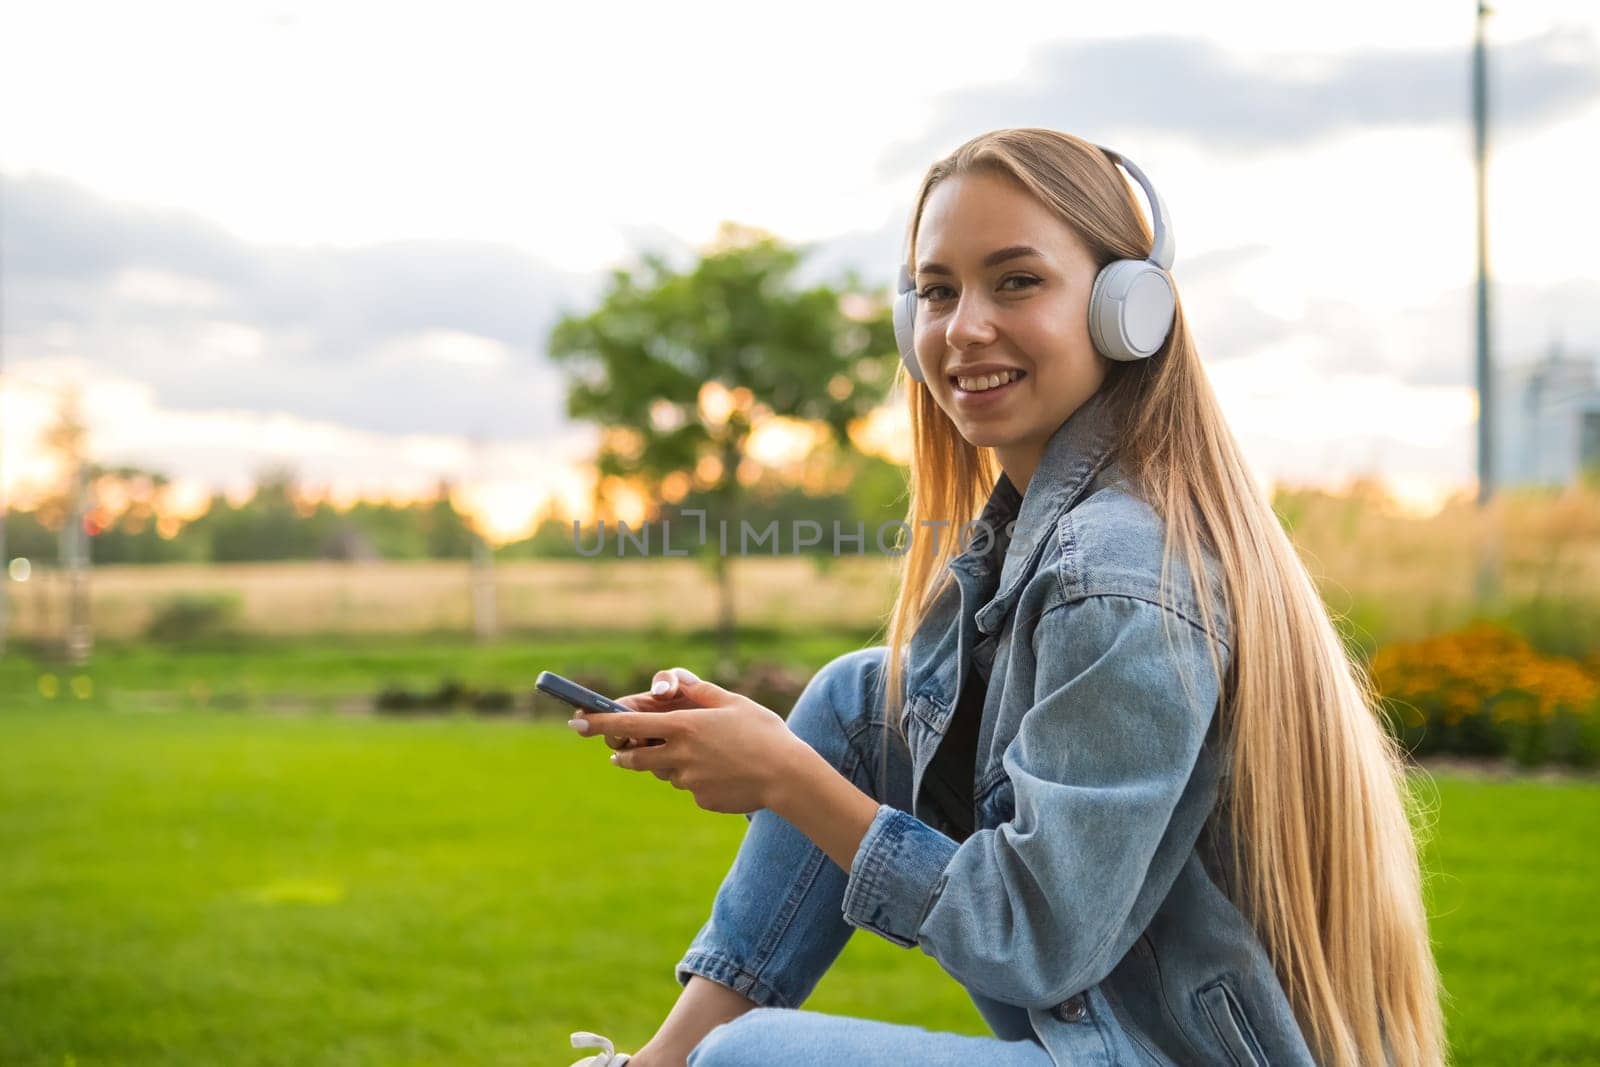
left=1494, top=342, right=1600, bottom=488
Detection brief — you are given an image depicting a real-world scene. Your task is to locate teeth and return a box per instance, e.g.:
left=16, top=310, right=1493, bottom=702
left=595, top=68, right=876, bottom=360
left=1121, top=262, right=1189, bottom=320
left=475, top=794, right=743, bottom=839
left=955, top=369, right=1024, bottom=392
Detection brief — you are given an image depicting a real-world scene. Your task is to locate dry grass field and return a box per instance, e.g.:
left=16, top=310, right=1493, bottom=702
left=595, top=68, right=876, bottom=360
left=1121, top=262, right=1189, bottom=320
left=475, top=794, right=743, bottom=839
left=3, top=557, right=903, bottom=640
left=8, top=482, right=1600, bottom=648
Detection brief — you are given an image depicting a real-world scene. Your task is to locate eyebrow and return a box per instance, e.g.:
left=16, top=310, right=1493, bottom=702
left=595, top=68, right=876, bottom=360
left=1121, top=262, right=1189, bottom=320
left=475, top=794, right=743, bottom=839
left=916, top=244, right=1046, bottom=276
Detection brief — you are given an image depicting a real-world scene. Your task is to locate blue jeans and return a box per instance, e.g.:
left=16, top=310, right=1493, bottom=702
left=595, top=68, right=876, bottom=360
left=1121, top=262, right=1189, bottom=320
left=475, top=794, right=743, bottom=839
left=674, top=648, right=1053, bottom=1066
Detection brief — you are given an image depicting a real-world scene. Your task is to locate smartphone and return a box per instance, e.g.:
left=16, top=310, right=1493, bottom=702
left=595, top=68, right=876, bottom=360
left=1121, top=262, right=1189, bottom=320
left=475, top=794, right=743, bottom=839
left=536, top=670, right=634, bottom=715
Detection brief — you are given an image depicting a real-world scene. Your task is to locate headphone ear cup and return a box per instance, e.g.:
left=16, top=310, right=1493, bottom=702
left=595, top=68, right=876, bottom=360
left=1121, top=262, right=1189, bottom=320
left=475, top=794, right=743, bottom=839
left=1088, top=259, right=1175, bottom=361
left=893, top=265, right=925, bottom=383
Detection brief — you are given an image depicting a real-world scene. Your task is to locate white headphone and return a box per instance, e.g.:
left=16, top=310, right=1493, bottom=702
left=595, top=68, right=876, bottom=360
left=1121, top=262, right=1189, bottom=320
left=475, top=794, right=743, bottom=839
left=893, top=145, right=1176, bottom=384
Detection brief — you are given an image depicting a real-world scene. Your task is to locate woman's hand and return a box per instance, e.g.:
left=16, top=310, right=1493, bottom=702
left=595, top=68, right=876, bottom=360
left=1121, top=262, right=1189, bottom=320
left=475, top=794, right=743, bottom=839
left=567, top=667, right=808, bottom=815
left=586, top=670, right=703, bottom=754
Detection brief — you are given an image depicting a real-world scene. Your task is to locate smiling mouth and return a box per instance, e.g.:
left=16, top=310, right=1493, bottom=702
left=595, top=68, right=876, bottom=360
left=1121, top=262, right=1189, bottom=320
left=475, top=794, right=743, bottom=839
left=950, top=369, right=1028, bottom=394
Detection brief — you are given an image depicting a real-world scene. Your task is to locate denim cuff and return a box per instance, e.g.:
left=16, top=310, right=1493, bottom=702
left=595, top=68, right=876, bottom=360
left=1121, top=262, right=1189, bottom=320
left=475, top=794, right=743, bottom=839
left=674, top=949, right=793, bottom=1009
left=840, top=803, right=960, bottom=948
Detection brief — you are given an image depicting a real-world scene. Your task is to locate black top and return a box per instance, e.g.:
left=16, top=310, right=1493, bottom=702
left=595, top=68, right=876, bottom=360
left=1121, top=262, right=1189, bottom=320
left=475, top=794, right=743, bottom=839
left=920, top=626, right=999, bottom=843
left=919, top=502, right=1013, bottom=843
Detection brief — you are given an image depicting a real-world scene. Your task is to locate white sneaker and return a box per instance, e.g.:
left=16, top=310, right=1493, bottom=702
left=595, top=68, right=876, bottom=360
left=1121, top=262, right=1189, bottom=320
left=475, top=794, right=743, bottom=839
left=569, top=1030, right=633, bottom=1066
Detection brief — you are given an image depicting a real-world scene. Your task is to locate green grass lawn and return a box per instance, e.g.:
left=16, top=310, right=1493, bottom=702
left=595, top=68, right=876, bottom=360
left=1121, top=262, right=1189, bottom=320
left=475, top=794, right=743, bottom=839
left=0, top=628, right=879, bottom=708
left=1, top=703, right=1596, bottom=1065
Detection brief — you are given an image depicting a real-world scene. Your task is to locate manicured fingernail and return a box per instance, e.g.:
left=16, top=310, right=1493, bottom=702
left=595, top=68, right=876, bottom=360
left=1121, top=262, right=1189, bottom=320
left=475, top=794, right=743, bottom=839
left=568, top=718, right=590, bottom=735
left=651, top=679, right=670, bottom=695
left=609, top=753, right=620, bottom=764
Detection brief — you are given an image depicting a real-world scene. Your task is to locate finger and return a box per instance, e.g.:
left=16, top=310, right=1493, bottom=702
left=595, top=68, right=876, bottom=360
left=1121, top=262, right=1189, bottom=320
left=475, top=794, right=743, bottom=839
left=639, top=667, right=739, bottom=711
left=608, top=735, right=665, bottom=750
left=570, top=711, right=645, bottom=742
left=647, top=667, right=702, bottom=701
left=671, top=673, right=737, bottom=706
left=614, top=692, right=671, bottom=712
left=579, top=709, right=685, bottom=741
left=613, top=742, right=677, bottom=773
left=614, top=687, right=697, bottom=713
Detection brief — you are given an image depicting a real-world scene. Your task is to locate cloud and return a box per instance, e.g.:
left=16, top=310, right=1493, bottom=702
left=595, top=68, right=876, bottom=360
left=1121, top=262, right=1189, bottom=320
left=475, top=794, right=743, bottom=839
left=792, top=209, right=908, bottom=295
left=876, top=27, right=1600, bottom=176
left=5, top=87, right=1596, bottom=512
left=1183, top=268, right=1600, bottom=394
left=1, top=171, right=604, bottom=438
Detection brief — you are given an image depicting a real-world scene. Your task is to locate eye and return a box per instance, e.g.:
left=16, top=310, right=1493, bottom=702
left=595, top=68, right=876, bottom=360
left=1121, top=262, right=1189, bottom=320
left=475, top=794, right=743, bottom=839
left=918, top=275, right=1040, bottom=302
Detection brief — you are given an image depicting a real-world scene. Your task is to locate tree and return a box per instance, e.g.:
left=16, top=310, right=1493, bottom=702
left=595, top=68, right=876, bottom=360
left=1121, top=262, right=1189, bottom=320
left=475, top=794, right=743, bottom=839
left=422, top=477, right=478, bottom=559
left=202, top=464, right=318, bottom=562
left=79, top=464, right=202, bottom=564
left=33, top=387, right=94, bottom=663
left=546, top=221, right=899, bottom=668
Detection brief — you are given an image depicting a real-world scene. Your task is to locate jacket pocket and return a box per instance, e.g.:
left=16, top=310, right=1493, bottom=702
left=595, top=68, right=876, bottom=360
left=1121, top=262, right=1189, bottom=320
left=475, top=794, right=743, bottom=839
left=1197, top=978, right=1269, bottom=1067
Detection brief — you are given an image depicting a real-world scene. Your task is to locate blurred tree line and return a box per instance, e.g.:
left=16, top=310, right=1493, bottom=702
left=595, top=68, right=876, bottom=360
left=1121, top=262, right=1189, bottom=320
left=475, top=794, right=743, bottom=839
left=4, top=462, right=477, bottom=565
left=1, top=450, right=911, bottom=566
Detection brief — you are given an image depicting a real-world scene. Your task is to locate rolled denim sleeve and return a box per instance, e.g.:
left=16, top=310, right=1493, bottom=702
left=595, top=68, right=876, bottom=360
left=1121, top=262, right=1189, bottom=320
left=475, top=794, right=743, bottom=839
left=840, top=592, right=1228, bottom=1008
left=841, top=804, right=960, bottom=948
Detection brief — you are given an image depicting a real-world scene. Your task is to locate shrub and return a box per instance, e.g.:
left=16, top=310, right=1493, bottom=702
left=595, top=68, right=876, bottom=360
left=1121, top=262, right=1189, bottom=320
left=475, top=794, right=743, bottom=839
left=471, top=688, right=515, bottom=714
left=732, top=661, right=810, bottom=716
left=143, top=592, right=243, bottom=643
left=1370, top=622, right=1599, bottom=766
left=375, top=680, right=516, bottom=716
left=374, top=685, right=424, bottom=714
left=426, top=677, right=470, bottom=709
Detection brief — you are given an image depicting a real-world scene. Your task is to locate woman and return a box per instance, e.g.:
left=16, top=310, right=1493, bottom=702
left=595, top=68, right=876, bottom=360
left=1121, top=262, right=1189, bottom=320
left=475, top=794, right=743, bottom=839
left=566, top=128, right=1445, bottom=1066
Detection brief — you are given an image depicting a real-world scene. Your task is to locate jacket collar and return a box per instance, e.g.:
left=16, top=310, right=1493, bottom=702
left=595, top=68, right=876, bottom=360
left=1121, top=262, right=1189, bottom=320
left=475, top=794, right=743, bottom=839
left=950, top=384, right=1123, bottom=633
left=904, top=385, right=1125, bottom=721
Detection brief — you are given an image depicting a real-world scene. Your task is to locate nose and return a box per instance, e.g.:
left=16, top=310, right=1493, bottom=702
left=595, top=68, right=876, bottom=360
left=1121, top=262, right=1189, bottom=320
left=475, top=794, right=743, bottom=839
left=945, top=292, right=998, bottom=354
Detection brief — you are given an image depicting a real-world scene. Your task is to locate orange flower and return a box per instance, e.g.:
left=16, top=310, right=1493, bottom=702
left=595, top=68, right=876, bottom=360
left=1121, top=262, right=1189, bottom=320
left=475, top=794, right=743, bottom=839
left=1371, top=622, right=1598, bottom=725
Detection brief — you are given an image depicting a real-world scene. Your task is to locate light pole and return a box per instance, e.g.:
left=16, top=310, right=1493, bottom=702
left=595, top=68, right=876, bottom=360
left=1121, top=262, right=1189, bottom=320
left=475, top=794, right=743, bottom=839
left=1473, top=0, right=1495, bottom=507
left=470, top=435, right=498, bottom=642
left=1472, top=0, right=1500, bottom=607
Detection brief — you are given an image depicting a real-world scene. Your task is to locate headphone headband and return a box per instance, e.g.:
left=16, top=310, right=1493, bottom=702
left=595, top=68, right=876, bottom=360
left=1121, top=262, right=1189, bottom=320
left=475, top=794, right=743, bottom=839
left=1095, top=146, right=1174, bottom=271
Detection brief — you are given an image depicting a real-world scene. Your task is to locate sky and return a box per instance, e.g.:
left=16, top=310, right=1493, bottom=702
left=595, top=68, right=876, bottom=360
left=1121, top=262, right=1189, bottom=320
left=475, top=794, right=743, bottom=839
left=2, top=0, right=1598, bottom=539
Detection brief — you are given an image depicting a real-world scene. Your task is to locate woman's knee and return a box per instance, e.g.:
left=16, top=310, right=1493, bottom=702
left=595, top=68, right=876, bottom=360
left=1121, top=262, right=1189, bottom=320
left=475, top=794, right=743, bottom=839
left=685, top=1008, right=791, bottom=1066
left=787, top=645, right=889, bottom=740
left=781, top=645, right=909, bottom=803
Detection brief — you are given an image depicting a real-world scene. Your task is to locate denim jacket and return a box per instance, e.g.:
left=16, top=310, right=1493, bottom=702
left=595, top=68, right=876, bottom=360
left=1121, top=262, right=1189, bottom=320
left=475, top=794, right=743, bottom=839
left=838, top=386, right=1318, bottom=1066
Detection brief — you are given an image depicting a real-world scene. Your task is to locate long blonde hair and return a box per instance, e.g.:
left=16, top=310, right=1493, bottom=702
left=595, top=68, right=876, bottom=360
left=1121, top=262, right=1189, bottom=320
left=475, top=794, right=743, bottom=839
left=876, top=129, right=1445, bottom=1066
